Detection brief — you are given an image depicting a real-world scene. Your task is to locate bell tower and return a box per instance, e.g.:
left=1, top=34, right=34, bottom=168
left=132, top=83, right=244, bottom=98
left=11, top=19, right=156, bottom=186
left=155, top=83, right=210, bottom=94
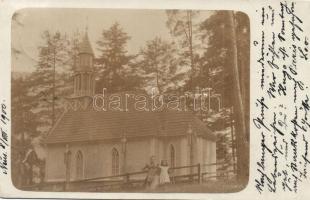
left=73, top=31, right=95, bottom=97
left=66, top=30, right=95, bottom=111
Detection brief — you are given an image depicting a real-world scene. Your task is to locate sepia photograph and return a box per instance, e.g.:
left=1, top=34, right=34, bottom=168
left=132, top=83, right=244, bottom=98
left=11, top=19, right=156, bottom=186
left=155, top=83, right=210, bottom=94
left=11, top=8, right=250, bottom=193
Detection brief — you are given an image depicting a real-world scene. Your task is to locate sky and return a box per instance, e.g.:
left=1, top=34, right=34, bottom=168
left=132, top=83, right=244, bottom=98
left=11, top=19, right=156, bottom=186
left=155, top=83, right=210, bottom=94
left=12, top=8, right=212, bottom=72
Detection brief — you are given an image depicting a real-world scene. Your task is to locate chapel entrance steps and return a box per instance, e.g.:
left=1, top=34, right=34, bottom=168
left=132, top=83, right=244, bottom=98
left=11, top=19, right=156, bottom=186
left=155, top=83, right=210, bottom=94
left=21, top=162, right=236, bottom=192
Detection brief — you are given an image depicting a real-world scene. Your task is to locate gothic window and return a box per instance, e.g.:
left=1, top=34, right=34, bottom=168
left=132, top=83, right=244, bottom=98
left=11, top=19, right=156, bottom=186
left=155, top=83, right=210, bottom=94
left=112, top=148, right=120, bottom=176
left=75, top=150, right=84, bottom=180
left=169, top=144, right=176, bottom=168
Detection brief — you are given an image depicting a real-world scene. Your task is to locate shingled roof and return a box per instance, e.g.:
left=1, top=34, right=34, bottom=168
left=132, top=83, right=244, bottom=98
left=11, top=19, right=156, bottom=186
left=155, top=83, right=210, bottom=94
left=45, top=108, right=216, bottom=144
left=78, top=32, right=94, bottom=55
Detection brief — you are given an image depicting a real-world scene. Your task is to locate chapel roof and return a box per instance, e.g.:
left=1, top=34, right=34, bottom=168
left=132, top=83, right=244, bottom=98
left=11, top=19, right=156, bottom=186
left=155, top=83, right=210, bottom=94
left=45, top=108, right=216, bottom=144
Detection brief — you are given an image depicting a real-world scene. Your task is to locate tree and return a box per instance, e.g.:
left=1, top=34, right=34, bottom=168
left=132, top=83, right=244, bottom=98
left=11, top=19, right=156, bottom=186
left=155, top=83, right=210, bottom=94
left=139, top=37, right=183, bottom=94
left=206, top=108, right=236, bottom=177
left=166, top=10, right=201, bottom=91
left=235, top=12, right=250, bottom=142
left=227, top=11, right=249, bottom=181
left=28, top=31, right=70, bottom=133
left=12, top=30, right=85, bottom=186
left=11, top=76, right=38, bottom=187
left=96, top=22, right=142, bottom=93
left=199, top=11, right=250, bottom=181
left=199, top=11, right=234, bottom=107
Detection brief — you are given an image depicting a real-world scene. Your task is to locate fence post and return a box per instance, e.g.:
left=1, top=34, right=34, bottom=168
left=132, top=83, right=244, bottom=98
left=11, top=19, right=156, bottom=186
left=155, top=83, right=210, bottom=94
left=63, top=181, right=68, bottom=191
left=126, top=173, right=130, bottom=183
left=197, top=163, right=201, bottom=183
left=126, top=173, right=130, bottom=188
left=122, top=173, right=130, bottom=189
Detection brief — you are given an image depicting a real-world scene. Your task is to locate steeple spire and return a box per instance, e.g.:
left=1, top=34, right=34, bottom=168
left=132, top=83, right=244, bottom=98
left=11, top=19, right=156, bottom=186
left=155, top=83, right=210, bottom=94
left=72, top=28, right=95, bottom=97
left=78, top=30, right=94, bottom=56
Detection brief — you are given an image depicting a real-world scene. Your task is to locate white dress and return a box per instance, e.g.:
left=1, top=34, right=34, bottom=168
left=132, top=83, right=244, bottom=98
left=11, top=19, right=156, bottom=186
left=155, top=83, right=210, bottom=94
left=159, top=166, right=170, bottom=184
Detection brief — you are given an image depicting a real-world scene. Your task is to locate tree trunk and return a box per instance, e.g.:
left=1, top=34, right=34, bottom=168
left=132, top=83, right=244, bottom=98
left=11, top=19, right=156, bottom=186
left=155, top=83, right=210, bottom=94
left=187, top=11, right=194, bottom=91
left=227, top=11, right=249, bottom=181
left=52, top=46, right=56, bottom=126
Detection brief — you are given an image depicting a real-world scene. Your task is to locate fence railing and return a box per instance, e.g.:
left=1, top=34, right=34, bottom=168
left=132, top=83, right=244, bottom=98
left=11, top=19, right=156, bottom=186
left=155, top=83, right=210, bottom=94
left=200, top=162, right=236, bottom=181
left=21, top=162, right=235, bottom=192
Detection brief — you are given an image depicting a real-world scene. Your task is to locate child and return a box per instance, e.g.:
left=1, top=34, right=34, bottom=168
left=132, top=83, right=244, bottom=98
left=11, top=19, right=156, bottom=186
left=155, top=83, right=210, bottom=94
left=159, top=160, right=170, bottom=185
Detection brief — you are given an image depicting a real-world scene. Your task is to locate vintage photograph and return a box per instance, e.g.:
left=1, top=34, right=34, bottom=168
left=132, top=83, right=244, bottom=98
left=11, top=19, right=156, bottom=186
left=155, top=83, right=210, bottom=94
left=11, top=8, right=250, bottom=193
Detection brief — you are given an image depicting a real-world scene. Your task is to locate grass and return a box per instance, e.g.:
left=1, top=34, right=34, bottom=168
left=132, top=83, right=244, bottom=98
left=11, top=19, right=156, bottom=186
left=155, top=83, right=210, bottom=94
left=124, top=178, right=248, bottom=193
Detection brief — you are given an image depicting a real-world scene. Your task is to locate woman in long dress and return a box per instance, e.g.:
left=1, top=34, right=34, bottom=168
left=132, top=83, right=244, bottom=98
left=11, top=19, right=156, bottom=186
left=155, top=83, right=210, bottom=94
left=159, top=160, right=170, bottom=185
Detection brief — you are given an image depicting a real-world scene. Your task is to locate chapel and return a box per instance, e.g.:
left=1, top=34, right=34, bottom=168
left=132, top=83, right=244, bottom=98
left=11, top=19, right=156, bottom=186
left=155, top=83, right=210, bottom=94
left=44, top=31, right=217, bottom=182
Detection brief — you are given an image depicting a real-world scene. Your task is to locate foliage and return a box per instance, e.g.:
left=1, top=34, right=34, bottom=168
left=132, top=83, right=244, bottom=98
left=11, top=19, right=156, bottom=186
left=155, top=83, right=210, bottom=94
left=138, top=37, right=184, bottom=94
left=12, top=30, right=74, bottom=186
left=166, top=10, right=202, bottom=91
left=11, top=76, right=39, bottom=186
left=199, top=11, right=234, bottom=107
left=28, top=31, right=71, bottom=133
left=96, top=23, right=143, bottom=93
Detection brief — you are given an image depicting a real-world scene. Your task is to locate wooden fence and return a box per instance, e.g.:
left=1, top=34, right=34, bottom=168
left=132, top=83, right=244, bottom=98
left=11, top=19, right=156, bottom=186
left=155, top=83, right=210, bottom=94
left=21, top=162, right=235, bottom=192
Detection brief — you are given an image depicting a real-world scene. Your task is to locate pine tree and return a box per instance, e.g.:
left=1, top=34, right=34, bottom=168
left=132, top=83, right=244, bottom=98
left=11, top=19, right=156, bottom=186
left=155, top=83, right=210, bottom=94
left=96, top=22, right=142, bottom=93
left=28, top=31, right=71, bottom=135
left=199, top=11, right=234, bottom=107
left=12, top=30, right=85, bottom=186
left=166, top=10, right=201, bottom=91
left=138, top=37, right=183, bottom=94
left=199, top=11, right=250, bottom=180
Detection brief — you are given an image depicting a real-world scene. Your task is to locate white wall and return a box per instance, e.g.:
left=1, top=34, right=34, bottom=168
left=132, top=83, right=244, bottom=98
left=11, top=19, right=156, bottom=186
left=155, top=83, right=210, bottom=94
left=45, top=136, right=216, bottom=182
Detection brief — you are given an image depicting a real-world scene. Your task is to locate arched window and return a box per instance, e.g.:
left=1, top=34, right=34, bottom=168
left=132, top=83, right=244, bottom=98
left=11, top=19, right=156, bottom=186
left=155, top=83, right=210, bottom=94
left=75, top=151, right=84, bottom=180
left=169, top=145, right=176, bottom=168
left=112, top=148, right=120, bottom=176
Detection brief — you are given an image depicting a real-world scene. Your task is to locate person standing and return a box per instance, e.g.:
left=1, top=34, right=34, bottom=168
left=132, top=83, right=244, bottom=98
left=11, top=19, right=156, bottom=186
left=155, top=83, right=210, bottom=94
left=159, top=160, right=170, bottom=185
left=143, top=156, right=160, bottom=189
